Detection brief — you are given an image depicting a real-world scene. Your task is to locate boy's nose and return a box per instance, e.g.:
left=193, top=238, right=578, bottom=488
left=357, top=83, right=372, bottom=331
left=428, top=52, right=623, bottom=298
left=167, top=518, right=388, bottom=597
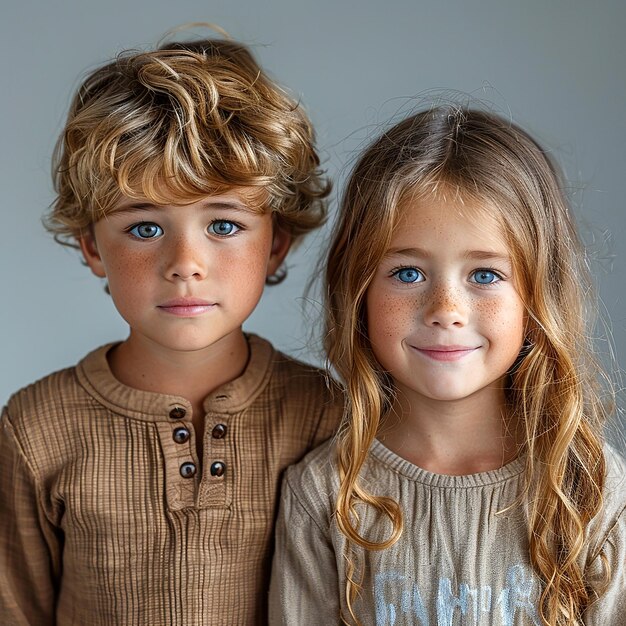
left=422, top=285, right=468, bottom=328
left=164, top=236, right=207, bottom=281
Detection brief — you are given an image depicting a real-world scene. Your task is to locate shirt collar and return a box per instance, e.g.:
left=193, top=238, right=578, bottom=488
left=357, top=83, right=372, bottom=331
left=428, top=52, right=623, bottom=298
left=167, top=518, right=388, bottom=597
left=76, top=333, right=275, bottom=421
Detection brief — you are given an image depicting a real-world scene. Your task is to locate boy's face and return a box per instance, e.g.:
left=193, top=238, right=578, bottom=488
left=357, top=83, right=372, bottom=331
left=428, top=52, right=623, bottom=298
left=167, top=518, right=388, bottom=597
left=79, top=188, right=290, bottom=356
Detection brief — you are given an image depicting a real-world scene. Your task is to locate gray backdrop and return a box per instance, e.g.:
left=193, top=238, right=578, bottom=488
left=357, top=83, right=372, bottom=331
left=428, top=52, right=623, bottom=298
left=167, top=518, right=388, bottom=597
left=2, top=0, right=624, bottom=440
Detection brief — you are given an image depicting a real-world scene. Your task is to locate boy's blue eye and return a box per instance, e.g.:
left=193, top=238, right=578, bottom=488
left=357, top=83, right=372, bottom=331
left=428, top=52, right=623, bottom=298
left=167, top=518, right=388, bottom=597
left=393, top=267, right=423, bottom=283
left=471, top=270, right=500, bottom=285
left=129, top=223, right=163, bottom=239
left=209, top=220, right=239, bottom=236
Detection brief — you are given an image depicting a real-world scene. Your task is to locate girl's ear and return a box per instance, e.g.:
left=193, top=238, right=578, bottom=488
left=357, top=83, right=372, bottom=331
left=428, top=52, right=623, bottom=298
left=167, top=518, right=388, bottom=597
left=79, top=231, right=107, bottom=278
left=266, top=226, right=292, bottom=278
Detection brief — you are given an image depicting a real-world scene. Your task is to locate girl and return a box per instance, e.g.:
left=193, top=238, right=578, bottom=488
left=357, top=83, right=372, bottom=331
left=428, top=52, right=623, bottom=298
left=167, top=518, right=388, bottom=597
left=269, top=107, right=626, bottom=625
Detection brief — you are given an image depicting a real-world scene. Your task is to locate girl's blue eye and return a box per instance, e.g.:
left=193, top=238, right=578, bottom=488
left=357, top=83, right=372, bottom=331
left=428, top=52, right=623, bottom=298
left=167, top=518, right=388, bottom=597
left=209, top=220, right=239, bottom=236
left=472, top=270, right=500, bottom=285
left=129, top=223, right=163, bottom=239
left=393, top=267, right=423, bottom=283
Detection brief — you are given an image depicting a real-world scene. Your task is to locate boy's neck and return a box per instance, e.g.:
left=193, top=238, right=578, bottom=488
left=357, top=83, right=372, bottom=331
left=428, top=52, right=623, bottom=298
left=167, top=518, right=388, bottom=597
left=107, top=329, right=250, bottom=414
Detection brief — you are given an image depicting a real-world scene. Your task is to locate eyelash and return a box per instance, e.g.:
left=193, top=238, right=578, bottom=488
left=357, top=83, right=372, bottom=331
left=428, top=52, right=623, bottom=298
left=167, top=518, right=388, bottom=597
left=390, top=266, right=424, bottom=284
left=208, top=220, right=243, bottom=237
left=469, top=267, right=504, bottom=286
left=126, top=222, right=162, bottom=240
left=389, top=266, right=505, bottom=286
left=124, top=219, right=244, bottom=240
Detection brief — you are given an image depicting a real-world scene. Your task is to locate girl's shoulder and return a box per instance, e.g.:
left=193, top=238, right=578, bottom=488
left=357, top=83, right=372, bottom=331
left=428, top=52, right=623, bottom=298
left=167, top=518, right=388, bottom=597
left=283, top=439, right=339, bottom=495
left=280, top=438, right=340, bottom=524
left=586, top=445, right=626, bottom=558
left=600, top=444, right=626, bottom=523
left=603, top=443, right=626, bottom=487
left=581, top=444, right=626, bottom=616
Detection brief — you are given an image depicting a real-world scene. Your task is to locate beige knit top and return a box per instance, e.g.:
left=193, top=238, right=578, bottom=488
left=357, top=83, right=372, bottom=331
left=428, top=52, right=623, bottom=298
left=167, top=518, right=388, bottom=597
left=0, top=334, right=342, bottom=625
left=270, top=438, right=626, bottom=625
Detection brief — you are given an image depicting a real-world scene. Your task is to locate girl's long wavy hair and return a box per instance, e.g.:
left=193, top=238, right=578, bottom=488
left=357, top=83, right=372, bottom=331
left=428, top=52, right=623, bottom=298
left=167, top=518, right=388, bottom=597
left=324, top=106, right=611, bottom=625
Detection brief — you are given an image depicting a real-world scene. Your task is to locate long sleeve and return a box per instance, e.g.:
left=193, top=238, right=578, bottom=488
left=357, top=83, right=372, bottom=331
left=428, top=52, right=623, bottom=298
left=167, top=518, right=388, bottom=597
left=0, top=408, right=61, bottom=625
left=269, top=473, right=341, bottom=626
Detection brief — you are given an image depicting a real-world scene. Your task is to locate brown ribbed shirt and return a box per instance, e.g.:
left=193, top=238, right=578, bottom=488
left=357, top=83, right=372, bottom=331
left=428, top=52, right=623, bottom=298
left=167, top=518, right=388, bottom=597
left=0, top=334, right=342, bottom=625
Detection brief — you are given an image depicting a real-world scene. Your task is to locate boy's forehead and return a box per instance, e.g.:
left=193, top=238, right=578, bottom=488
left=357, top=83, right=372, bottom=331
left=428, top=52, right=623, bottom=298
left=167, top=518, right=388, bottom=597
left=110, top=186, right=269, bottom=213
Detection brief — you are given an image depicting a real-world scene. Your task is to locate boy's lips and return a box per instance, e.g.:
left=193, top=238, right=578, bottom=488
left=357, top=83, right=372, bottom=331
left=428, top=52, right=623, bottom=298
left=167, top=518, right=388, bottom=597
left=157, top=297, right=217, bottom=317
left=411, top=344, right=479, bottom=362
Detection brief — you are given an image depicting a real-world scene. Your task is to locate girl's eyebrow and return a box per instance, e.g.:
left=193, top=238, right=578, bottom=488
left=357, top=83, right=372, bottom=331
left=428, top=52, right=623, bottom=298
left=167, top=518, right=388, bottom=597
left=385, top=246, right=430, bottom=258
left=385, top=247, right=511, bottom=264
left=463, top=250, right=511, bottom=264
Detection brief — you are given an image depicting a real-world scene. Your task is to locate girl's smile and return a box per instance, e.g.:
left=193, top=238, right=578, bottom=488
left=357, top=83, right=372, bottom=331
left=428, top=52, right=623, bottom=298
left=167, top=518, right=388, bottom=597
left=409, top=344, right=480, bottom=362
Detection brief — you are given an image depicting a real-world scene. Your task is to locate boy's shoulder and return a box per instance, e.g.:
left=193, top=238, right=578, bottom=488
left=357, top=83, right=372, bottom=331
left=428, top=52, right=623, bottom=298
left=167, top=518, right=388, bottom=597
left=250, top=334, right=343, bottom=448
left=3, top=345, right=111, bottom=439
left=263, top=336, right=339, bottom=399
left=1, top=346, right=113, bottom=476
left=5, top=354, right=93, bottom=425
left=248, top=334, right=343, bottom=412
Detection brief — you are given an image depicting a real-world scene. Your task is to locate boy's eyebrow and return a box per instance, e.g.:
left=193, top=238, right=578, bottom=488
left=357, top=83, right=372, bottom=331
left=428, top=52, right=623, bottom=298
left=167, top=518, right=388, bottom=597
left=111, top=199, right=257, bottom=214
left=110, top=203, right=159, bottom=214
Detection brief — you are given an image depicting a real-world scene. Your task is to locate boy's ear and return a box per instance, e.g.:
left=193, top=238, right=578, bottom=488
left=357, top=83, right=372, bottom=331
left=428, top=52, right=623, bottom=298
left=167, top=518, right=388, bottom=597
left=267, top=226, right=292, bottom=277
left=79, top=231, right=107, bottom=278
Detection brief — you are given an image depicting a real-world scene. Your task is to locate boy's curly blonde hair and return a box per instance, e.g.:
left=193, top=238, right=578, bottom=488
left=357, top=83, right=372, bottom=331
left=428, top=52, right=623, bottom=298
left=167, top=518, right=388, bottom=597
left=47, top=37, right=330, bottom=253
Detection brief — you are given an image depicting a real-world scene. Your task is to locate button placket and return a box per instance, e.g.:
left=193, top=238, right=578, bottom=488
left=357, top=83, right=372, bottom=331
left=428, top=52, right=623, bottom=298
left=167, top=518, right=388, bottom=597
left=206, top=414, right=229, bottom=481
left=195, top=411, right=231, bottom=508
left=169, top=406, right=187, bottom=420
left=173, top=426, right=190, bottom=444
left=179, top=462, right=197, bottom=478
left=209, top=461, right=226, bottom=477
left=167, top=405, right=197, bottom=486
left=211, top=423, right=227, bottom=439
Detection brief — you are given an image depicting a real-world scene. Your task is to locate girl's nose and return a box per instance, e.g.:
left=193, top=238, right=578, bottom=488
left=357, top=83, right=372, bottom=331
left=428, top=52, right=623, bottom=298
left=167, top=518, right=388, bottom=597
left=422, top=285, right=469, bottom=328
left=164, top=236, right=207, bottom=281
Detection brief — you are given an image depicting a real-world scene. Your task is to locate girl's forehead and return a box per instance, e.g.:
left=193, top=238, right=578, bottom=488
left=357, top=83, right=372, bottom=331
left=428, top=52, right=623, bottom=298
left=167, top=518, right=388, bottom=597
left=394, top=192, right=507, bottom=244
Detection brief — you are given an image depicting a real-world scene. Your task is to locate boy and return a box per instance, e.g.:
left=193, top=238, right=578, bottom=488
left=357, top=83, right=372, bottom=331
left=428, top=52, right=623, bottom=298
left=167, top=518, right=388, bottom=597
left=0, top=37, right=341, bottom=624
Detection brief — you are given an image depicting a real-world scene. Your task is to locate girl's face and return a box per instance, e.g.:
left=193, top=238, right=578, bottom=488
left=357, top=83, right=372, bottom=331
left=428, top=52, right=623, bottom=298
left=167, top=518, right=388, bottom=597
left=365, top=194, right=526, bottom=415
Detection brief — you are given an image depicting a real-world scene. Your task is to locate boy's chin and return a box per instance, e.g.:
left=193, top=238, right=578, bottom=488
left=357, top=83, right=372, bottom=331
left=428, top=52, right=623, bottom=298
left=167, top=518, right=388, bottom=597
left=124, top=326, right=248, bottom=356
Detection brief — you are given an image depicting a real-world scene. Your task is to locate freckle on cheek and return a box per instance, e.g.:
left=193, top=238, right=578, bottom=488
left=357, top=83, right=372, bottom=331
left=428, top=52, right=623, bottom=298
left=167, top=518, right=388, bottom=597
left=371, top=294, right=418, bottom=338
left=475, top=298, right=492, bottom=310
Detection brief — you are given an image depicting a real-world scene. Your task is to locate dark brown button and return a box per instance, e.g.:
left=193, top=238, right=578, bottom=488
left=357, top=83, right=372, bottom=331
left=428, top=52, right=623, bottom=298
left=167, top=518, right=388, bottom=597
left=179, top=462, right=196, bottom=478
left=211, top=424, right=227, bottom=439
left=173, top=427, right=190, bottom=444
left=210, top=461, right=226, bottom=477
left=169, top=407, right=186, bottom=420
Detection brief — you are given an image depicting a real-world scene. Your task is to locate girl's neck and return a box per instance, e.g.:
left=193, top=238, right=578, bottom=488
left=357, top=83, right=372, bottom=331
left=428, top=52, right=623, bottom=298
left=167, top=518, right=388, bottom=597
left=378, top=388, right=523, bottom=476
